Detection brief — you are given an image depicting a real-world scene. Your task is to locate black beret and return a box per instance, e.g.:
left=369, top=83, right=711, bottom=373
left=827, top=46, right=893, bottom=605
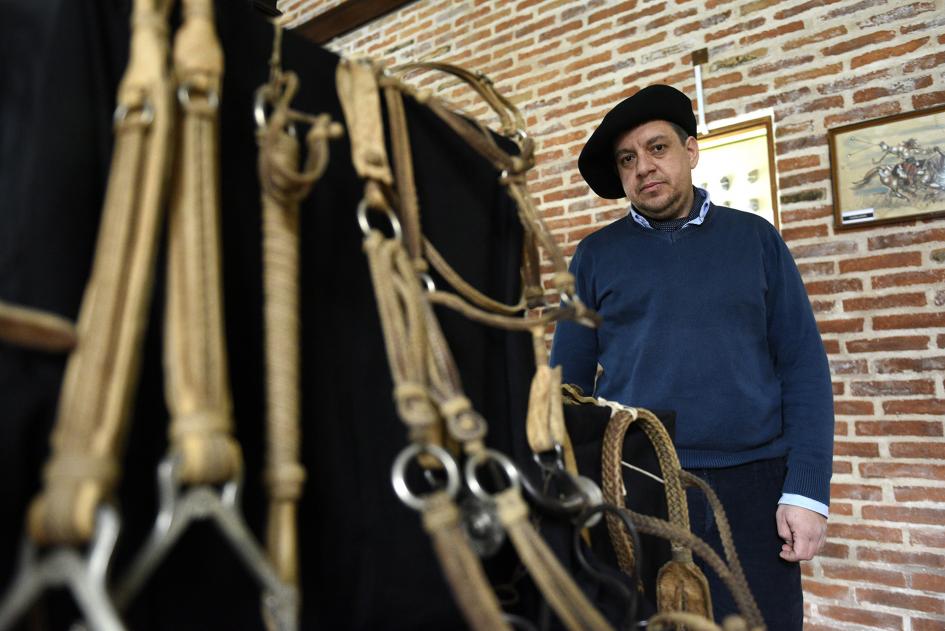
left=577, top=85, right=697, bottom=199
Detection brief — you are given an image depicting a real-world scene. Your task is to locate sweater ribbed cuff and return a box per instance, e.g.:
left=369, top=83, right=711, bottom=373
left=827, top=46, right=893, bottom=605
left=783, top=461, right=831, bottom=507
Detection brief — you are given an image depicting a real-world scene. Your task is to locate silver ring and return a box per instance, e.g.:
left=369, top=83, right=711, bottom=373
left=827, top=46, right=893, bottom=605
left=419, top=273, right=436, bottom=292
left=253, top=86, right=269, bottom=128
left=465, top=448, right=521, bottom=502
left=357, top=199, right=403, bottom=241
left=178, top=84, right=219, bottom=110
left=113, top=101, right=154, bottom=127
left=391, top=443, right=460, bottom=511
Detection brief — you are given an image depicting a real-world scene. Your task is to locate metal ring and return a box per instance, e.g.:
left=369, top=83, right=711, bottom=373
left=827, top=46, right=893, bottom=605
left=357, top=199, right=403, bottom=241
left=391, top=443, right=460, bottom=511
left=178, top=84, right=219, bottom=110
left=253, top=86, right=270, bottom=129
left=113, top=101, right=154, bottom=127
left=464, top=448, right=522, bottom=502
left=419, top=273, right=436, bottom=292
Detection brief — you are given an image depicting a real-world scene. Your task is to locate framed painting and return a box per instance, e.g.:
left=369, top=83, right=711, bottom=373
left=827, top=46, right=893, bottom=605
left=693, top=117, right=780, bottom=230
left=828, top=104, right=945, bottom=229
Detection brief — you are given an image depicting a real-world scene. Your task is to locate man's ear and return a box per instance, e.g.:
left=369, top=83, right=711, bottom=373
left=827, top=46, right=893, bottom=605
left=686, top=136, right=699, bottom=169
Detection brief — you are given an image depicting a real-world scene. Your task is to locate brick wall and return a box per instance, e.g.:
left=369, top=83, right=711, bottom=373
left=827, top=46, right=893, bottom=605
left=282, top=1, right=945, bottom=629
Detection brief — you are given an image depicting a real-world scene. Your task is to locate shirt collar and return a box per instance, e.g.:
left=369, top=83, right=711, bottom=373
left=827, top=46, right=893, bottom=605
left=628, top=187, right=711, bottom=231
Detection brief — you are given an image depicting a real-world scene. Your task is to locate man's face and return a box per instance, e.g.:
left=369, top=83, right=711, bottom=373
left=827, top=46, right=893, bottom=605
left=613, top=120, right=699, bottom=221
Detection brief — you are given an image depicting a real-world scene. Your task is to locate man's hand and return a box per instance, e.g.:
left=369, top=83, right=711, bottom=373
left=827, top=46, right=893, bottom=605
left=776, top=504, right=827, bottom=562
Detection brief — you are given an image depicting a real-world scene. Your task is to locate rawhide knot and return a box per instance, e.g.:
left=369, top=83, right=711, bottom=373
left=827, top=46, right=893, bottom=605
left=265, top=462, right=307, bottom=500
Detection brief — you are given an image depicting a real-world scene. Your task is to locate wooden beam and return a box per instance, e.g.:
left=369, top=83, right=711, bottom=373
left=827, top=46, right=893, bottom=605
left=295, top=0, right=416, bottom=45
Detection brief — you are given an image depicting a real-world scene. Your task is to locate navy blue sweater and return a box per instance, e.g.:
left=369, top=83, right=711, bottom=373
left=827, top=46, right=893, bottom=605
left=550, top=204, right=834, bottom=506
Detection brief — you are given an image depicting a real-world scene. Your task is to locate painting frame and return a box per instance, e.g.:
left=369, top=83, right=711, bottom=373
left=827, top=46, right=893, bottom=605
left=828, top=103, right=945, bottom=230
left=694, top=117, right=780, bottom=230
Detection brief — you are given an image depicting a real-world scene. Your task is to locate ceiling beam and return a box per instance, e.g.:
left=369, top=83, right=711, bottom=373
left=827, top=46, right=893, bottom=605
left=295, top=0, right=417, bottom=45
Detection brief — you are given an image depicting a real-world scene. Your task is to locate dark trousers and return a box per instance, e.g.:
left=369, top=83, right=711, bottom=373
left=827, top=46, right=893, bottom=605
left=685, top=458, right=803, bottom=631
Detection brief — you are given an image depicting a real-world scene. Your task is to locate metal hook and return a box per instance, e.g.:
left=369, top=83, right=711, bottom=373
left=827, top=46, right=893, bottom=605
left=111, top=455, right=298, bottom=630
left=0, top=506, right=125, bottom=631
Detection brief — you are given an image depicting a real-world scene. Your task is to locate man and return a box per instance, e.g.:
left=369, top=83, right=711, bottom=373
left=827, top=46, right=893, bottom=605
left=550, top=85, right=834, bottom=630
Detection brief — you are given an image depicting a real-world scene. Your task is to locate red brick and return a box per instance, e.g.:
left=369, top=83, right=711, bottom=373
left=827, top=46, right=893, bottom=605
left=856, top=421, right=943, bottom=437
left=871, top=269, right=945, bottom=289
left=588, top=0, right=639, bottom=23
left=823, top=339, right=840, bottom=354
left=896, top=486, right=945, bottom=502
left=621, top=63, right=675, bottom=86
left=539, top=48, right=582, bottom=67
left=819, top=605, right=903, bottom=630
left=706, top=17, right=765, bottom=42
left=847, top=336, right=929, bottom=353
left=617, top=32, right=667, bottom=54
left=874, top=313, right=945, bottom=330
left=843, top=292, right=926, bottom=311
left=775, top=135, right=828, bottom=155
left=889, top=442, right=945, bottom=459
left=852, top=36, right=931, bottom=69
left=774, top=0, right=844, bottom=19
left=835, top=400, right=873, bottom=415
left=834, top=459, right=853, bottom=474
left=775, top=63, right=844, bottom=89
left=804, top=279, right=863, bottom=295
left=912, top=573, right=945, bottom=593
left=817, top=318, right=864, bottom=334
left=831, top=483, right=883, bottom=501
left=737, top=19, right=803, bottom=46
left=817, top=68, right=893, bottom=95
left=564, top=51, right=612, bottom=73
left=912, top=527, right=945, bottom=548
left=782, top=207, right=834, bottom=225
left=513, top=15, right=554, bottom=38
left=812, top=300, right=836, bottom=314
left=825, top=101, right=902, bottom=127
left=884, top=399, right=945, bottom=415
left=779, top=168, right=830, bottom=189
left=869, top=228, right=945, bottom=250
left=914, top=90, right=945, bottom=109
left=830, top=359, right=867, bottom=374
left=790, top=240, right=857, bottom=258
left=858, top=548, right=945, bottom=568
left=839, top=252, right=922, bottom=273
left=650, top=8, right=699, bottom=31
left=915, top=618, right=945, bottom=631
left=783, top=26, right=848, bottom=51
left=541, top=20, right=583, bottom=40
left=820, top=542, right=849, bottom=559
left=797, top=261, right=835, bottom=277
left=616, top=2, right=665, bottom=26
left=856, top=587, right=945, bottom=614
left=853, top=379, right=935, bottom=396
left=822, top=563, right=906, bottom=587
left=834, top=440, right=880, bottom=457
left=748, top=55, right=814, bottom=79
left=823, top=30, right=896, bottom=56
left=831, top=502, right=853, bottom=516
left=778, top=155, right=819, bottom=172
left=801, top=578, right=849, bottom=599
left=875, top=357, right=945, bottom=374
left=860, top=462, right=945, bottom=480
left=903, top=51, right=945, bottom=73
left=854, top=76, right=934, bottom=103
left=567, top=22, right=614, bottom=45
left=863, top=505, right=945, bottom=526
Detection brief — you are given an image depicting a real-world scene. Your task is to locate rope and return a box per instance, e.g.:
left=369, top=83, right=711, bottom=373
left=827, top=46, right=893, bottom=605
left=163, top=0, right=242, bottom=486
left=27, top=0, right=174, bottom=544
left=256, top=65, right=340, bottom=585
